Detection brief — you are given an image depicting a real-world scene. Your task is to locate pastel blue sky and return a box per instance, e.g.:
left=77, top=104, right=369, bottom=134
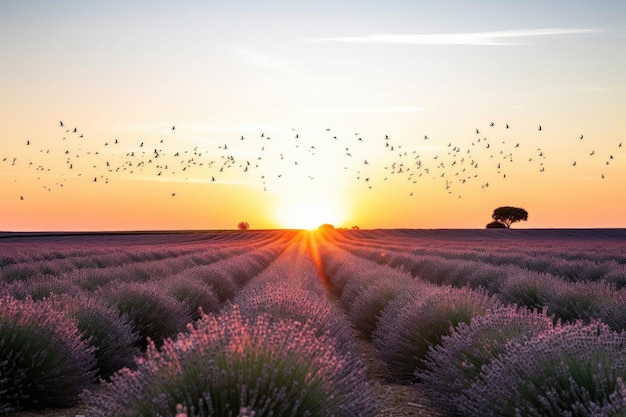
left=1, top=1, right=625, bottom=230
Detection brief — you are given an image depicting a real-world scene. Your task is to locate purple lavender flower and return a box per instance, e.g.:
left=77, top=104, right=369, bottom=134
left=373, top=286, right=501, bottom=383
left=1, top=295, right=96, bottom=412
left=460, top=321, right=626, bottom=417
left=417, top=305, right=554, bottom=415
left=84, top=306, right=376, bottom=417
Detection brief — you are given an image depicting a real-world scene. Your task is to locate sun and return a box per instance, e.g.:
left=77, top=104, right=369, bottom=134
left=277, top=200, right=345, bottom=230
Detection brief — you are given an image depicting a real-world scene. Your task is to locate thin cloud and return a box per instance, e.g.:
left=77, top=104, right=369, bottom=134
left=307, top=28, right=601, bottom=46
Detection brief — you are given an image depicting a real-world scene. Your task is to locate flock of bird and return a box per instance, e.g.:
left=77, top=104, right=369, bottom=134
left=2, top=119, right=623, bottom=202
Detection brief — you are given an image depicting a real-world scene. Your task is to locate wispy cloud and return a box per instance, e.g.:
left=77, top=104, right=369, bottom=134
left=306, top=28, right=601, bottom=46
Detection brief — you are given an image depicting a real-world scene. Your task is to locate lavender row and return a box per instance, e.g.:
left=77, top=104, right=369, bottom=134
left=332, top=241, right=626, bottom=329
left=0, top=230, right=293, bottom=278
left=418, top=311, right=626, bottom=416
left=1, top=238, right=287, bottom=413
left=314, top=241, right=499, bottom=383
left=0, top=232, right=294, bottom=291
left=333, top=229, right=626, bottom=284
left=84, top=232, right=377, bottom=417
left=317, top=234, right=626, bottom=415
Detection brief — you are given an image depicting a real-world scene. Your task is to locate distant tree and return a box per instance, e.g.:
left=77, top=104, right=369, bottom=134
left=318, top=223, right=335, bottom=231
left=237, top=221, right=250, bottom=231
left=351, top=225, right=360, bottom=230
left=486, top=221, right=507, bottom=229
left=491, top=206, right=528, bottom=228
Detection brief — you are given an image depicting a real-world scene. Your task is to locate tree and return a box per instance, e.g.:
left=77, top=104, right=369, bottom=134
left=486, top=221, right=507, bottom=229
left=237, top=221, right=250, bottom=230
left=351, top=225, right=360, bottom=230
left=491, top=206, right=528, bottom=228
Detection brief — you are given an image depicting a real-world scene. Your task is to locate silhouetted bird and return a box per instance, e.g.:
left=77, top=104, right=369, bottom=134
left=59, top=121, right=64, bottom=127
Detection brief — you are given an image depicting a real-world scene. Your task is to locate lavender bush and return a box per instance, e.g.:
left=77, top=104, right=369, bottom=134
left=347, top=277, right=416, bottom=338
left=544, top=280, right=615, bottom=323
left=602, top=263, right=626, bottom=289
left=234, top=284, right=358, bottom=355
left=84, top=307, right=376, bottom=417
left=598, top=288, right=626, bottom=332
left=460, top=321, right=626, bottom=417
left=100, top=281, right=191, bottom=350
left=0, top=295, right=96, bottom=412
left=497, top=269, right=563, bottom=311
left=46, top=294, right=141, bottom=379
left=373, top=286, right=501, bottom=383
left=417, top=305, right=555, bottom=416
left=22, top=275, right=81, bottom=301
left=163, top=275, right=221, bottom=321
left=0, top=263, right=38, bottom=283
left=185, top=265, right=239, bottom=302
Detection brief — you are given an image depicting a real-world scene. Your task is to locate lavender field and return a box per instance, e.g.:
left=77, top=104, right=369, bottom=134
left=2, top=228, right=626, bottom=417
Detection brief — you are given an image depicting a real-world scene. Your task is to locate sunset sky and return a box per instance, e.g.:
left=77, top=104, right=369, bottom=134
left=1, top=1, right=625, bottom=231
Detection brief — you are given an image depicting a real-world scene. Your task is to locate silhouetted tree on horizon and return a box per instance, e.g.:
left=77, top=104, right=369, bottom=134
left=491, top=206, right=528, bottom=228
left=237, top=221, right=250, bottom=230
left=486, top=220, right=507, bottom=229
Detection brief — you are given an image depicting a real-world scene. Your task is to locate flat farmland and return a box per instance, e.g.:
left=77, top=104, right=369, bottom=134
left=2, top=228, right=626, bottom=417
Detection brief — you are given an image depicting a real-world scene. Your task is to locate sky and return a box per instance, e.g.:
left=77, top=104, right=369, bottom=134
left=1, top=0, right=625, bottom=231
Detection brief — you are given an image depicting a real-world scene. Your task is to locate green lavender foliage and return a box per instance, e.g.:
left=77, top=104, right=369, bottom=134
left=0, top=295, right=96, bottom=413
left=46, top=293, right=141, bottom=379
left=373, top=286, right=501, bottom=383
left=417, top=305, right=554, bottom=416
left=460, top=321, right=626, bottom=417
left=84, top=306, right=376, bottom=417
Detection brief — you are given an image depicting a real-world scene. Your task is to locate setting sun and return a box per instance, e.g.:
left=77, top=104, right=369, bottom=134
left=277, top=200, right=345, bottom=230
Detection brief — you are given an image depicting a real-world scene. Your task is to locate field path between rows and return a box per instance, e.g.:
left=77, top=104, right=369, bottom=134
left=303, top=233, right=442, bottom=416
